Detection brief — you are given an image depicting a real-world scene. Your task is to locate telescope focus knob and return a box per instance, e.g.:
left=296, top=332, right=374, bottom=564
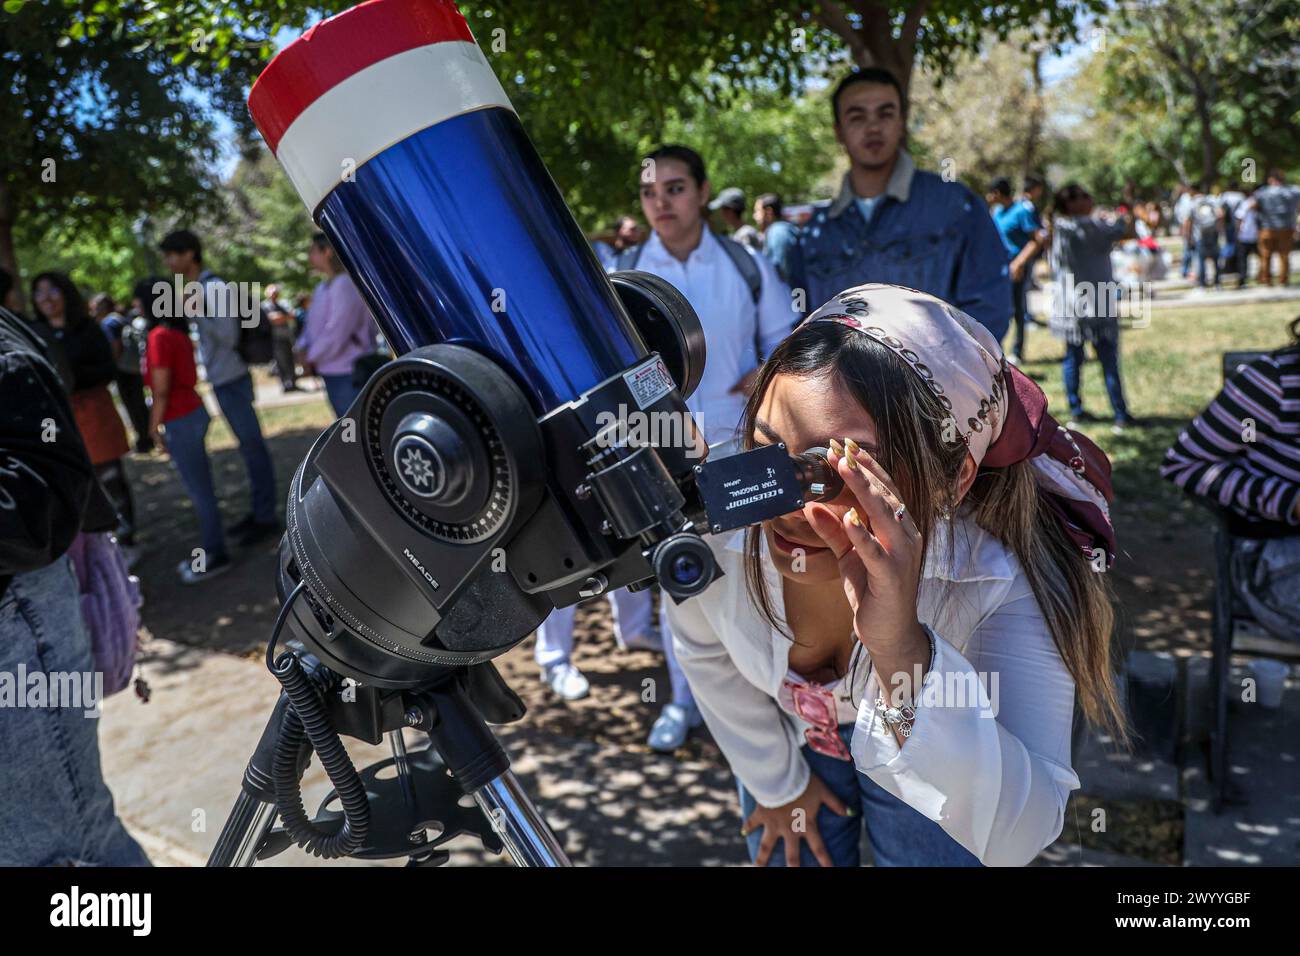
left=391, top=412, right=471, bottom=505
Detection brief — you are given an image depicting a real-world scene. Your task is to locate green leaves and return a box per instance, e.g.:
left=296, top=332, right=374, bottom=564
left=1066, top=0, right=1300, bottom=191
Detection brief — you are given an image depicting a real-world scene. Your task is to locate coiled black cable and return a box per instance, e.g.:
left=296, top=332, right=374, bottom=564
left=265, top=582, right=371, bottom=858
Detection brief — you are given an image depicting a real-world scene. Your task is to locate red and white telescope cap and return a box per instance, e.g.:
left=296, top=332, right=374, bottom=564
left=247, top=0, right=516, bottom=211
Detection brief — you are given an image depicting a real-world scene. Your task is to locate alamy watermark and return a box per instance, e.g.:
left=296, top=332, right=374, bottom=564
left=1048, top=276, right=1153, bottom=329
left=880, top=664, right=1000, bottom=719
left=593, top=405, right=708, bottom=457
left=0, top=666, right=103, bottom=718
left=152, top=274, right=262, bottom=326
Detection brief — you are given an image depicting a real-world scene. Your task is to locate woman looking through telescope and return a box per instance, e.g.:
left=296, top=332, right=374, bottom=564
left=666, top=283, right=1124, bottom=866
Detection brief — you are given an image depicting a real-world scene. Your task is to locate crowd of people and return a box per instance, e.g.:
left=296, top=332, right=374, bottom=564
left=0, top=228, right=380, bottom=587
left=1, top=64, right=1297, bottom=868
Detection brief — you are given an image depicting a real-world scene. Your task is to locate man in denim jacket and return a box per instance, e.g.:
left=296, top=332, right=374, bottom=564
left=790, top=70, right=1011, bottom=341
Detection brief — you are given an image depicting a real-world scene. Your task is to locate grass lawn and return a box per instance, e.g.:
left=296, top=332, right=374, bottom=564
left=1017, top=300, right=1298, bottom=526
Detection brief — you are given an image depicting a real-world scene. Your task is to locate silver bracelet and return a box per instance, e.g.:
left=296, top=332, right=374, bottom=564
left=874, top=694, right=916, bottom=739
left=871, top=625, right=936, bottom=740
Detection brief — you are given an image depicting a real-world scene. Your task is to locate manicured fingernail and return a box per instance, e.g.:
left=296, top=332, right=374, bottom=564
left=846, top=807, right=858, bottom=817
left=844, top=438, right=867, bottom=473
left=828, top=438, right=844, bottom=460
left=846, top=507, right=861, bottom=527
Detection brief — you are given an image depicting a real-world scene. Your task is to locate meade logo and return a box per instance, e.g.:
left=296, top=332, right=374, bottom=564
left=402, top=547, right=440, bottom=590
left=50, top=886, right=151, bottom=936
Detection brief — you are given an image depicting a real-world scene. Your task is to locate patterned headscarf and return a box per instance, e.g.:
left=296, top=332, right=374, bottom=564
left=799, top=284, right=1116, bottom=564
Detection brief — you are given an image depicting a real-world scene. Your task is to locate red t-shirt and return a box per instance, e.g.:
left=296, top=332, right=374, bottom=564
left=145, top=326, right=203, bottom=422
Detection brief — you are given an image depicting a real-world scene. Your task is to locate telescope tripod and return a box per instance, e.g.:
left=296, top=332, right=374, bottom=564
left=207, top=588, right=569, bottom=868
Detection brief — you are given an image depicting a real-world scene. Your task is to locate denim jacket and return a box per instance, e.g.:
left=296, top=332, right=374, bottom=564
left=790, top=151, right=1011, bottom=341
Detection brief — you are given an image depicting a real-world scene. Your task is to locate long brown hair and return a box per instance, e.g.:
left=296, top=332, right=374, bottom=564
left=740, top=321, right=1128, bottom=743
left=30, top=271, right=91, bottom=329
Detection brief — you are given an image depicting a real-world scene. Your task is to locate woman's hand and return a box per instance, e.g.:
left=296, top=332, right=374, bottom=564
left=804, top=440, right=932, bottom=727
left=743, top=772, right=852, bottom=867
left=804, top=439, right=930, bottom=676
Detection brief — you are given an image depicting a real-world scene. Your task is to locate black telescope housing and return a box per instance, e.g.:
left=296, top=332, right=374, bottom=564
left=273, top=270, right=842, bottom=691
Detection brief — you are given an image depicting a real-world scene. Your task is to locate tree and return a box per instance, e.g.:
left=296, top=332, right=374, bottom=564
left=4, top=0, right=1109, bottom=284
left=203, top=143, right=317, bottom=296
left=157, top=0, right=1103, bottom=225
left=649, top=85, right=842, bottom=208
left=14, top=212, right=158, bottom=304
left=1103, top=0, right=1300, bottom=189
left=451, top=1, right=1104, bottom=222
left=908, top=35, right=1048, bottom=196
left=808, top=0, right=1103, bottom=104
left=0, top=0, right=269, bottom=305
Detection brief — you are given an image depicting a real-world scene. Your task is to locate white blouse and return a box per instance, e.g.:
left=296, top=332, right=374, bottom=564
left=665, top=513, right=1081, bottom=867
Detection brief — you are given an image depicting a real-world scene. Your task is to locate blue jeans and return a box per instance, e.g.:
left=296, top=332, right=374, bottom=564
left=1006, top=275, right=1029, bottom=359
left=212, top=372, right=277, bottom=523
left=1196, top=242, right=1221, bottom=287
left=321, top=373, right=363, bottom=418
left=738, top=725, right=981, bottom=867
left=164, top=404, right=228, bottom=562
left=1062, top=337, right=1129, bottom=420
left=0, top=559, right=150, bottom=865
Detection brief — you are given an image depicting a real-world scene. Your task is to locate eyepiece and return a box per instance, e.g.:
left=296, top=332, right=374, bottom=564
left=792, top=447, right=844, bottom=503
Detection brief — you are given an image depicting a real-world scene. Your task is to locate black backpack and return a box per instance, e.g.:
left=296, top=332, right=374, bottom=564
left=616, top=233, right=766, bottom=361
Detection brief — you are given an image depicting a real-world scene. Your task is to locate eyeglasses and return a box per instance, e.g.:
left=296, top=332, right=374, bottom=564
left=783, top=679, right=852, bottom=761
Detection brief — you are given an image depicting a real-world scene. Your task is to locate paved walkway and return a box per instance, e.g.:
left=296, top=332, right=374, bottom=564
left=100, top=626, right=750, bottom=868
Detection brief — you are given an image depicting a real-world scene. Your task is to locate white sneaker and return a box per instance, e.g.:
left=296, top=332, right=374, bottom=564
left=647, top=702, right=703, bottom=752
left=542, top=662, right=590, bottom=701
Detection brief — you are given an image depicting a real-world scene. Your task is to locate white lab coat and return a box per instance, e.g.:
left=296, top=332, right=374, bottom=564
left=633, top=228, right=793, bottom=445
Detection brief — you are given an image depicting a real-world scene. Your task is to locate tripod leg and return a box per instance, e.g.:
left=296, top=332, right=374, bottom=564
left=208, top=793, right=279, bottom=867
left=474, top=770, right=571, bottom=867
left=420, top=679, right=571, bottom=866
left=207, top=694, right=294, bottom=867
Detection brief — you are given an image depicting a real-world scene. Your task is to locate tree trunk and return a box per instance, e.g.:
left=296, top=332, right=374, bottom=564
left=1193, top=88, right=1217, bottom=188
left=816, top=0, right=925, bottom=112
left=1022, top=47, right=1045, bottom=181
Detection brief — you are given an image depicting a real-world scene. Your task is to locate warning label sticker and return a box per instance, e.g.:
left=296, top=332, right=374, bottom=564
left=624, top=356, right=675, bottom=410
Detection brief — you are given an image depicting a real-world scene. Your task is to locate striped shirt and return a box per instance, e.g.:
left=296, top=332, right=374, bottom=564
left=1160, top=348, right=1300, bottom=527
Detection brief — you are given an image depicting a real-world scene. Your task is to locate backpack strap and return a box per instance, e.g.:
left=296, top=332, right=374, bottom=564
left=716, top=234, right=765, bottom=365
left=715, top=234, right=762, bottom=305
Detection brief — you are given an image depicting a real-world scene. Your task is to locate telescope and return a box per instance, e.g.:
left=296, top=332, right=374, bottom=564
left=209, top=0, right=841, bottom=867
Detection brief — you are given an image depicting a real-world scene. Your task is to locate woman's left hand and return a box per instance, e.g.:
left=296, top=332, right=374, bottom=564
left=804, top=439, right=927, bottom=660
